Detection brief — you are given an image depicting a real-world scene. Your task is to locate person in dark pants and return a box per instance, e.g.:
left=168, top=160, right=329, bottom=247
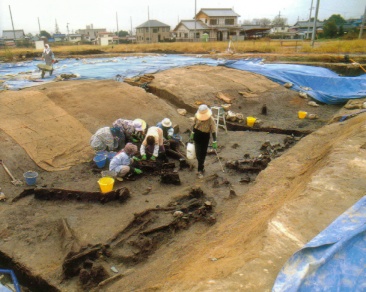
left=190, top=104, right=217, bottom=179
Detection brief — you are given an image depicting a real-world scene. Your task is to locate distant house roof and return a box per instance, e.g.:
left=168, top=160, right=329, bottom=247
left=197, top=8, right=240, bottom=17
left=174, top=20, right=209, bottom=31
left=293, top=20, right=324, bottom=27
left=2, top=30, right=25, bottom=40
left=136, top=20, right=170, bottom=28
left=53, top=34, right=66, bottom=38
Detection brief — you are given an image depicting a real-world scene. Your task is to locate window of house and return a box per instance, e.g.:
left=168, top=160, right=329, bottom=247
left=210, top=19, right=217, bottom=25
left=153, top=28, right=158, bottom=33
left=146, top=28, right=149, bottom=32
left=184, top=33, right=188, bottom=38
left=225, top=19, right=234, bottom=25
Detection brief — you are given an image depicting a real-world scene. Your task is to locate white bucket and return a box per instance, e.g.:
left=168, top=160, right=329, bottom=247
left=186, top=142, right=196, bottom=159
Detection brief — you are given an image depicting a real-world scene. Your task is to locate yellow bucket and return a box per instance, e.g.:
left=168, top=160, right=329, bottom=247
left=298, top=111, right=307, bottom=119
left=98, top=177, right=115, bottom=194
left=246, top=116, right=256, bottom=127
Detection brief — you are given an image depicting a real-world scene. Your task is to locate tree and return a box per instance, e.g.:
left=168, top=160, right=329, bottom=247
left=272, top=15, right=287, bottom=27
left=325, top=14, right=346, bottom=25
left=55, top=20, right=60, bottom=34
left=323, top=20, right=338, bottom=38
left=40, top=30, right=51, bottom=39
left=338, top=25, right=344, bottom=36
left=259, top=18, right=271, bottom=26
left=116, top=30, right=129, bottom=37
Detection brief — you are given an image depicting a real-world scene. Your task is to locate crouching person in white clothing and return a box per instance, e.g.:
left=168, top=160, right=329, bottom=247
left=109, top=143, right=142, bottom=177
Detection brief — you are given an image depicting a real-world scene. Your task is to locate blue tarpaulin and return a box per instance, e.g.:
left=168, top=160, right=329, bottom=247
left=224, top=59, right=366, bottom=105
left=272, top=195, right=366, bottom=292
left=1, top=56, right=365, bottom=105
left=0, top=55, right=221, bottom=90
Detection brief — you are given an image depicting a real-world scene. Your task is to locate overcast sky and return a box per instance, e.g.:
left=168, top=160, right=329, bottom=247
left=1, top=0, right=365, bottom=35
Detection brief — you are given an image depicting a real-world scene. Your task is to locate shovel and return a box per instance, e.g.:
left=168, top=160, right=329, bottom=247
left=0, top=160, right=23, bottom=186
left=213, top=149, right=225, bottom=173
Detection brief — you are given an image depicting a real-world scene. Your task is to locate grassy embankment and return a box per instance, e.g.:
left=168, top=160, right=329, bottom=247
left=0, top=39, right=365, bottom=63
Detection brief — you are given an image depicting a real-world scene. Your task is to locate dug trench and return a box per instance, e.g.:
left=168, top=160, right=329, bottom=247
left=0, top=64, right=350, bottom=291
left=1, top=132, right=302, bottom=291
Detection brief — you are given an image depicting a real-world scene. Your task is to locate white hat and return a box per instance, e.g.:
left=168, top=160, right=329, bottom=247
left=162, top=118, right=172, bottom=127
left=195, top=104, right=212, bottom=121
left=133, top=119, right=143, bottom=131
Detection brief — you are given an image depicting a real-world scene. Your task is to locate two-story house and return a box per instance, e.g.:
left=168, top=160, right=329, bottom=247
left=136, top=20, right=171, bottom=43
left=173, top=8, right=241, bottom=41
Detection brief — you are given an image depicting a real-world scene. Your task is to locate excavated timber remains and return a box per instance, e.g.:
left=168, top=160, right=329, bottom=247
left=59, top=187, right=216, bottom=290
left=6, top=187, right=215, bottom=291
left=224, top=135, right=299, bottom=174
left=12, top=187, right=131, bottom=204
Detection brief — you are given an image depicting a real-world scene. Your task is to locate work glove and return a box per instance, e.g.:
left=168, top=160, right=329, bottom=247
left=134, top=168, right=142, bottom=174
left=150, top=155, right=156, bottom=161
left=167, top=135, right=172, bottom=139
left=132, top=138, right=139, bottom=143
left=141, top=154, right=147, bottom=160
left=190, top=132, right=194, bottom=140
left=212, top=141, right=218, bottom=149
left=132, top=156, right=141, bottom=162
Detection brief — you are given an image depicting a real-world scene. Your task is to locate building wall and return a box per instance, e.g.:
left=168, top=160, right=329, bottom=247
left=136, top=26, right=171, bottom=43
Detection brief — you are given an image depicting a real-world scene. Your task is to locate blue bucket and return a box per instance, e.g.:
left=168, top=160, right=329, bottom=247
left=23, top=171, right=38, bottom=186
left=93, top=154, right=107, bottom=168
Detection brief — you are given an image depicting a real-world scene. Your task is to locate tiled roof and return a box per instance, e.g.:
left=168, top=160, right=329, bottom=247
left=199, top=8, right=240, bottom=17
left=177, top=20, right=209, bottom=30
left=137, top=20, right=170, bottom=28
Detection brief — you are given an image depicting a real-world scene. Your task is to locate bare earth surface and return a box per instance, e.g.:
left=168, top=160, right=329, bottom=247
left=0, top=63, right=365, bottom=291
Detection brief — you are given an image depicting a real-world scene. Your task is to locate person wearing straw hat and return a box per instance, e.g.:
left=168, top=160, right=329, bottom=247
left=140, top=126, right=167, bottom=161
left=109, top=143, right=143, bottom=177
left=190, top=104, right=217, bottom=179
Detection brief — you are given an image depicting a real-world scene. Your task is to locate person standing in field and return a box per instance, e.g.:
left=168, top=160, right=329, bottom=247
left=190, top=104, right=217, bottom=179
left=41, top=44, right=55, bottom=77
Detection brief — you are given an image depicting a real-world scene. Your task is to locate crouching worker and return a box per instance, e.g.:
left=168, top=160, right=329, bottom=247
left=140, top=126, right=167, bottom=161
left=109, top=143, right=142, bottom=177
left=90, top=126, right=125, bottom=152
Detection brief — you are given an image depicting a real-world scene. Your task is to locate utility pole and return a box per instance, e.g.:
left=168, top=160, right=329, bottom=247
left=116, top=12, right=119, bottom=33
left=8, top=5, right=16, bottom=42
left=130, top=16, right=133, bottom=36
left=311, top=0, right=320, bottom=47
left=306, top=0, right=314, bottom=39
left=38, top=17, right=41, bottom=34
left=194, top=0, right=197, bottom=42
left=148, top=6, right=151, bottom=43
left=116, top=12, right=119, bottom=44
left=67, top=23, right=70, bottom=41
left=359, top=4, right=366, bottom=39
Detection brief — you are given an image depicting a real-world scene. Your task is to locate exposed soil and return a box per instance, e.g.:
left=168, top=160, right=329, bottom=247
left=0, top=61, right=365, bottom=291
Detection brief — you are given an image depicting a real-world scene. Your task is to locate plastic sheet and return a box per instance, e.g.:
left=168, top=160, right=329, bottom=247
left=224, top=59, right=366, bottom=104
left=0, top=55, right=220, bottom=91
left=272, top=195, right=366, bottom=292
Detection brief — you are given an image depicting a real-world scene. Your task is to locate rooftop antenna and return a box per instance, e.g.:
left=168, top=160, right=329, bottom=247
left=67, top=23, right=70, bottom=41
left=8, top=5, right=16, bottom=41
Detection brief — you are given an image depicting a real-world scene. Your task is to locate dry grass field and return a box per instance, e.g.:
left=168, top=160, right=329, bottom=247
left=1, top=39, right=365, bottom=62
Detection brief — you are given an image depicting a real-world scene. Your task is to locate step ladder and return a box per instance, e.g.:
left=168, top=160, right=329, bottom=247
left=211, top=106, right=227, bottom=135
